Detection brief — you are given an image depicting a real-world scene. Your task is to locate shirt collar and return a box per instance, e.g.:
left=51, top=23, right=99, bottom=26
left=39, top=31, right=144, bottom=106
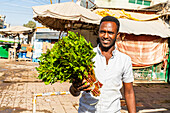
left=96, top=44, right=117, bottom=57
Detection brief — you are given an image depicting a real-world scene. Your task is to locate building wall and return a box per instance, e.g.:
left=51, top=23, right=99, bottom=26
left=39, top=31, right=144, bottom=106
left=80, top=0, right=167, bottom=9
left=95, top=0, right=148, bottom=9
left=151, top=0, right=167, bottom=5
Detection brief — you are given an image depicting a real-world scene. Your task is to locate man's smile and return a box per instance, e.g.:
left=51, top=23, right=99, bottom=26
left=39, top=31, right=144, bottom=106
left=102, top=39, right=110, bottom=43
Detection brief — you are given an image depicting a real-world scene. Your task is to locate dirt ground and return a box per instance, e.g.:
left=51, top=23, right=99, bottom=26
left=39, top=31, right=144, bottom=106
left=0, top=59, right=170, bottom=113
left=121, top=83, right=170, bottom=113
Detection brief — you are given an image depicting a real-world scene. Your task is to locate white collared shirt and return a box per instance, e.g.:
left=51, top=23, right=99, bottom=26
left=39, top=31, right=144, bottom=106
left=78, top=45, right=134, bottom=113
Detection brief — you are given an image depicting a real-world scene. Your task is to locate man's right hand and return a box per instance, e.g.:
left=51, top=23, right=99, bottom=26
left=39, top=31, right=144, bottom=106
left=69, top=79, right=91, bottom=96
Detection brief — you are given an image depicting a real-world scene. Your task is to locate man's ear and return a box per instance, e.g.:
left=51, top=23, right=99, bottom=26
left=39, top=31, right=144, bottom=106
left=116, top=33, right=120, bottom=39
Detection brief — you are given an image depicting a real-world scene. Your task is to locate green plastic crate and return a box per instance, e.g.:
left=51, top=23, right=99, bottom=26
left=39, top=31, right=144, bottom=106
left=0, top=46, right=8, bottom=58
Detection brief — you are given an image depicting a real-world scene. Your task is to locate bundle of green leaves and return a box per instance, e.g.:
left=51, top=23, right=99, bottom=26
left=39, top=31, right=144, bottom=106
left=36, top=31, right=96, bottom=85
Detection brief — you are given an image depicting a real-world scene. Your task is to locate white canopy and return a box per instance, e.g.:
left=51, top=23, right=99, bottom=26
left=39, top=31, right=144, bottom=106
left=32, top=2, right=102, bottom=30
left=0, top=26, right=32, bottom=34
left=32, top=2, right=170, bottom=38
left=119, top=18, right=170, bottom=38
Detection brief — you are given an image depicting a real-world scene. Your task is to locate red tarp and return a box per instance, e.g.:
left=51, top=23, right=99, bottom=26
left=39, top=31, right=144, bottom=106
left=116, top=34, right=168, bottom=67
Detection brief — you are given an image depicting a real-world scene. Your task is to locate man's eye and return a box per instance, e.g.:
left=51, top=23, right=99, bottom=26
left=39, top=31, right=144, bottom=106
left=99, top=31, right=105, bottom=34
left=108, top=32, right=114, bottom=35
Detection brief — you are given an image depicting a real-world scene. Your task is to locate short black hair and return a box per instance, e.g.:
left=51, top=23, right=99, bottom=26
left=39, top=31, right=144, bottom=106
left=100, top=16, right=120, bottom=33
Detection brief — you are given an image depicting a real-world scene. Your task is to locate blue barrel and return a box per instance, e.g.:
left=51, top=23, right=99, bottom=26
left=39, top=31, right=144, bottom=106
left=18, top=52, right=22, bottom=58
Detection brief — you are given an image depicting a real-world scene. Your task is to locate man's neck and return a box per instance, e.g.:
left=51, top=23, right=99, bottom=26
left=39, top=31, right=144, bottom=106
left=99, top=44, right=115, bottom=65
left=99, top=44, right=115, bottom=55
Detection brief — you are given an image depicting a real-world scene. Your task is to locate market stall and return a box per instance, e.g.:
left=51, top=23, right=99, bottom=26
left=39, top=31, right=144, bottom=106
left=32, top=2, right=102, bottom=46
left=32, top=2, right=170, bottom=82
left=95, top=9, right=170, bottom=81
left=0, top=26, right=33, bottom=61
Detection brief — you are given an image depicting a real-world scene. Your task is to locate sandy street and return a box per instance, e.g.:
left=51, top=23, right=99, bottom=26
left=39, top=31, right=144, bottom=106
left=0, top=59, right=170, bottom=113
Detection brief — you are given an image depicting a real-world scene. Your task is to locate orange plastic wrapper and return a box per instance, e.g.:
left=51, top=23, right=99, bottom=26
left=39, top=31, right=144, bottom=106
left=84, top=69, right=103, bottom=97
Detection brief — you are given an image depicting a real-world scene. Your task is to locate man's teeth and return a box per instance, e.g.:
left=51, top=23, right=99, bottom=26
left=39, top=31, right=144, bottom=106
left=103, top=40, right=109, bottom=43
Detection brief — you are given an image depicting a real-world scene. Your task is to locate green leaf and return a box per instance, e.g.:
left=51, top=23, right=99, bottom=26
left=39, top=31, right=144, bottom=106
left=73, top=67, right=79, bottom=71
left=36, top=31, right=96, bottom=85
left=80, top=66, right=85, bottom=72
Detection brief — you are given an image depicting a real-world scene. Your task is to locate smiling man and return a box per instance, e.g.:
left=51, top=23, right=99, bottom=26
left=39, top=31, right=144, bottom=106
left=70, top=16, right=136, bottom=113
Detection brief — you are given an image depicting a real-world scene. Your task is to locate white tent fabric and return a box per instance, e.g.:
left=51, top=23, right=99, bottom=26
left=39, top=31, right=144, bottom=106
left=119, top=18, right=170, bottom=38
left=32, top=2, right=102, bottom=27
left=0, top=26, right=32, bottom=34
left=32, top=2, right=170, bottom=38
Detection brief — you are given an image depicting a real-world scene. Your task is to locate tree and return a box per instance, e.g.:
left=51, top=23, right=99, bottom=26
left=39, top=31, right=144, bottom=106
left=23, top=21, right=36, bottom=29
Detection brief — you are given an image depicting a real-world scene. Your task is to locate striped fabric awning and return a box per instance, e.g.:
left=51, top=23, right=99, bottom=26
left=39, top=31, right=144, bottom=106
left=116, top=34, right=168, bottom=67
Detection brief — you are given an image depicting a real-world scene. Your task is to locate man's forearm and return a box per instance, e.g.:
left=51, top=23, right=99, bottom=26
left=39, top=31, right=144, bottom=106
left=125, top=88, right=136, bottom=113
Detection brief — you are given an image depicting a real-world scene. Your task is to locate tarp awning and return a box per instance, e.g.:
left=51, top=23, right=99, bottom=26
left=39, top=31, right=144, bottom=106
left=0, top=26, right=32, bottom=34
left=93, top=9, right=170, bottom=38
left=119, top=18, right=170, bottom=38
left=116, top=34, right=168, bottom=67
left=32, top=3, right=170, bottom=38
left=32, top=2, right=102, bottom=30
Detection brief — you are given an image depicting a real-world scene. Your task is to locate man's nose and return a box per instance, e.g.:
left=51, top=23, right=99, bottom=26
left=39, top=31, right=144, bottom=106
left=103, top=32, right=109, bottom=38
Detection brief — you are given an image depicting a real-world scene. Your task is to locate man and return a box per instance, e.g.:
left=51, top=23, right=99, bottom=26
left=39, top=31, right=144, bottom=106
left=69, top=16, right=136, bottom=113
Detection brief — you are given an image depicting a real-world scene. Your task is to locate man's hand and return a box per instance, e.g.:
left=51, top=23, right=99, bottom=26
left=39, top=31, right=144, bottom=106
left=70, top=79, right=91, bottom=96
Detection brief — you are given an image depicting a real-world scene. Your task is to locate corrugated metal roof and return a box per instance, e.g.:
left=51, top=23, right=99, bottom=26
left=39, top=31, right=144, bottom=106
left=119, top=18, right=170, bottom=38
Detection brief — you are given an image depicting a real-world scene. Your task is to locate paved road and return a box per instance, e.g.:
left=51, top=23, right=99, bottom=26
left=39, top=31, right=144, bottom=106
left=0, top=59, right=170, bottom=113
left=0, top=59, right=79, bottom=113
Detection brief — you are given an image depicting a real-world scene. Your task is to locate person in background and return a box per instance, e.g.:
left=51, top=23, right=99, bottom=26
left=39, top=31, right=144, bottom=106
left=70, top=16, right=136, bottom=113
left=16, top=43, right=21, bottom=58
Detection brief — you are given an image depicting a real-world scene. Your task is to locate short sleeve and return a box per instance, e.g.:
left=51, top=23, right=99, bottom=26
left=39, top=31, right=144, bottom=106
left=122, top=56, right=134, bottom=83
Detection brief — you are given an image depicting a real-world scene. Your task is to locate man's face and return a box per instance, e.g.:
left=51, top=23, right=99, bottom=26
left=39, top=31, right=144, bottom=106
left=99, top=21, right=118, bottom=48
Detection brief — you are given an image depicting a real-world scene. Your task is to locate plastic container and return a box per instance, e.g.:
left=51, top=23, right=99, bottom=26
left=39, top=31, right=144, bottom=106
left=18, top=52, right=22, bottom=58
left=22, top=52, right=26, bottom=58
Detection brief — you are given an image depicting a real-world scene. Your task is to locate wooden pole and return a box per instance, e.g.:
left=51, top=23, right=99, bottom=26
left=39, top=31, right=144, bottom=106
left=86, top=0, right=88, bottom=8
left=50, top=0, right=52, bottom=4
left=89, top=0, right=95, bottom=5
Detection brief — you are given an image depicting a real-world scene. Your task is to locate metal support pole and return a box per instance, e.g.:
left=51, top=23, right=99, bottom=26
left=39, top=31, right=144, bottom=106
left=151, top=65, right=154, bottom=81
left=33, top=96, right=36, bottom=113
